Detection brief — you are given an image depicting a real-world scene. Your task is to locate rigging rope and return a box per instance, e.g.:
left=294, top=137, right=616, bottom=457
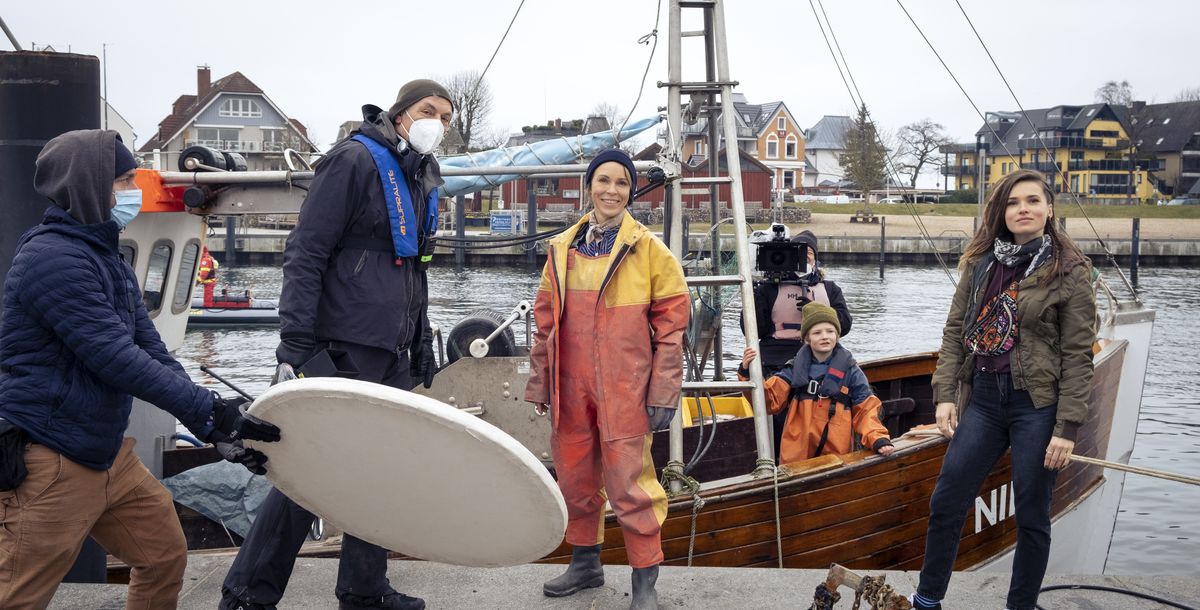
left=473, top=0, right=526, bottom=91
left=616, top=0, right=663, bottom=148
left=808, top=0, right=958, bottom=284
left=951, top=0, right=1140, bottom=302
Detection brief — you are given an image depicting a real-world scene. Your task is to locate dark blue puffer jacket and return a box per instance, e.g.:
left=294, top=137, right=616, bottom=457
left=0, top=206, right=215, bottom=470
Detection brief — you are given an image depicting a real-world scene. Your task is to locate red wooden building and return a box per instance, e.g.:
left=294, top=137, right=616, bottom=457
left=499, top=145, right=774, bottom=211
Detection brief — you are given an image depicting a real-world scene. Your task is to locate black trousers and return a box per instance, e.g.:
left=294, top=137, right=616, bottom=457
left=222, top=342, right=413, bottom=606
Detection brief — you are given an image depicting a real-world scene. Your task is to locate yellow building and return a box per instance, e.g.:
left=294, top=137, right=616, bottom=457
left=942, top=103, right=1153, bottom=203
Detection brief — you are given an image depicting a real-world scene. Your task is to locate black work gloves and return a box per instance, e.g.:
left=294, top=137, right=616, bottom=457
left=646, top=406, right=675, bottom=432
left=794, top=295, right=813, bottom=310
left=209, top=393, right=281, bottom=476
left=276, top=335, right=316, bottom=367
left=211, top=394, right=280, bottom=443
left=411, top=337, right=438, bottom=389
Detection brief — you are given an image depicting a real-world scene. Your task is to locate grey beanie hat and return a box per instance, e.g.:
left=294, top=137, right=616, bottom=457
left=387, top=79, right=454, bottom=122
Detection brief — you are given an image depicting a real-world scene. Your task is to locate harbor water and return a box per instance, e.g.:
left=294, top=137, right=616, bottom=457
left=176, top=263, right=1200, bottom=577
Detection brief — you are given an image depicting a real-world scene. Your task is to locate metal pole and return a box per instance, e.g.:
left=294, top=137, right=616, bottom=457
left=879, top=216, right=886, bottom=279
left=703, top=10, right=724, bottom=381
left=663, top=183, right=674, bottom=250
left=666, top=0, right=686, bottom=490
left=976, top=148, right=987, bottom=226
left=102, top=44, right=107, bottom=130
left=1130, top=217, right=1140, bottom=287
left=530, top=176, right=540, bottom=264
left=455, top=194, right=466, bottom=268
left=224, top=216, right=237, bottom=265
left=0, top=16, right=21, bottom=50
left=713, top=2, right=771, bottom=477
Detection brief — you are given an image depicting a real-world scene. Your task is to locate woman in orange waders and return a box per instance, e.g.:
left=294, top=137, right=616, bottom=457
left=525, top=149, right=690, bottom=610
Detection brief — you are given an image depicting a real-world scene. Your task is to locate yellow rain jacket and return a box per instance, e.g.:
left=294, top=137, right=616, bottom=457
left=525, top=212, right=690, bottom=440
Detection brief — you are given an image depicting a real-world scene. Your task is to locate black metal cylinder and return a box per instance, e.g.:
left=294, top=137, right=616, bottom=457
left=0, top=51, right=101, bottom=303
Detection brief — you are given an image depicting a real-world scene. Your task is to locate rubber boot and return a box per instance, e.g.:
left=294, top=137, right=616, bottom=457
left=630, top=565, right=659, bottom=610
left=543, top=544, right=605, bottom=597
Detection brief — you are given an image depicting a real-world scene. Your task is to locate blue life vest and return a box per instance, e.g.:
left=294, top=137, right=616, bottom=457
left=351, top=135, right=439, bottom=262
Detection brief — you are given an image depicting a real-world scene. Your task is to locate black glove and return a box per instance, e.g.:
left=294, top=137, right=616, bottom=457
left=646, top=406, right=675, bottom=432
left=276, top=335, right=316, bottom=367
left=211, top=433, right=270, bottom=476
left=210, top=394, right=281, bottom=443
left=794, top=295, right=813, bottom=311
left=411, top=337, right=438, bottom=389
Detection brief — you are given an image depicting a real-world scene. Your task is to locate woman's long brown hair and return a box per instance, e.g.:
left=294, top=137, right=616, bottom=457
left=960, top=169, right=1089, bottom=286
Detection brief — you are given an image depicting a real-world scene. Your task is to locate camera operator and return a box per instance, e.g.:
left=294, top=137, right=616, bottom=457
left=749, top=229, right=852, bottom=376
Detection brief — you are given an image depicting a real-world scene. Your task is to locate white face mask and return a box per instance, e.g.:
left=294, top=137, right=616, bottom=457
left=404, top=110, right=445, bottom=155
left=111, top=188, right=143, bottom=229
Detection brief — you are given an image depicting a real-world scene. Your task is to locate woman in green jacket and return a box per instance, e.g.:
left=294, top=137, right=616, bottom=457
left=912, top=170, right=1096, bottom=610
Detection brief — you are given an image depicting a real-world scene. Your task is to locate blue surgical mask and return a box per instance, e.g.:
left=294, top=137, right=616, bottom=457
left=111, top=189, right=142, bottom=229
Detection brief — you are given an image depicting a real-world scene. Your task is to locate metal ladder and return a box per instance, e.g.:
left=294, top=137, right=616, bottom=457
left=661, top=0, right=772, bottom=479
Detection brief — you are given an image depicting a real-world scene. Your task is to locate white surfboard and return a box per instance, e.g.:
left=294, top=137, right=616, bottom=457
left=244, top=377, right=567, bottom=567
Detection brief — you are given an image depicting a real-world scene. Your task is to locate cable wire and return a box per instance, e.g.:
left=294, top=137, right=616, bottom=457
left=473, top=0, right=527, bottom=91
left=1035, top=584, right=1196, bottom=610
left=616, top=0, right=663, bottom=147
left=808, top=1, right=958, bottom=283
left=951, top=0, right=1139, bottom=301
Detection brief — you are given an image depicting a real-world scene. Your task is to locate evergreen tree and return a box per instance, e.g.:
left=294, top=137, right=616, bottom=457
left=840, top=103, right=889, bottom=197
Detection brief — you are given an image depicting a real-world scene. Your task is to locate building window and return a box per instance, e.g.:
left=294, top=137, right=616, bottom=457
left=171, top=241, right=201, bottom=314
left=194, top=127, right=242, bottom=151
left=1071, top=174, right=1079, bottom=192
left=1090, top=130, right=1119, bottom=138
left=694, top=139, right=705, bottom=156
left=783, top=170, right=795, bottom=189
left=766, top=134, right=778, bottom=159
left=143, top=241, right=173, bottom=316
left=219, top=98, right=262, bottom=118
left=785, top=134, right=798, bottom=159
left=777, top=117, right=785, bottom=131
left=263, top=129, right=294, bottom=152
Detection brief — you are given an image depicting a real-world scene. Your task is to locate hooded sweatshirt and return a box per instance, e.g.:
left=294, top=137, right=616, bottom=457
left=0, top=129, right=215, bottom=470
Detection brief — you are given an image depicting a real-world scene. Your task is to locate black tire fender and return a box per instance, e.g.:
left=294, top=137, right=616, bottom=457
left=446, top=309, right=518, bottom=363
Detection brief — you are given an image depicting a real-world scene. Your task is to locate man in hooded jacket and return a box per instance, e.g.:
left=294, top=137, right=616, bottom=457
left=0, top=129, right=279, bottom=609
left=220, top=80, right=453, bottom=610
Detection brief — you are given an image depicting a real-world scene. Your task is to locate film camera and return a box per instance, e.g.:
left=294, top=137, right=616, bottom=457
left=753, top=223, right=810, bottom=284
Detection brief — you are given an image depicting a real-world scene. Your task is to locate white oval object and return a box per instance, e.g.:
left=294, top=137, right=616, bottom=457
left=244, top=377, right=566, bottom=567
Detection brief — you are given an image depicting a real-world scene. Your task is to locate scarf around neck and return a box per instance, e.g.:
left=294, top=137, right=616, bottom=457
left=992, top=234, right=1053, bottom=278
left=585, top=211, right=623, bottom=245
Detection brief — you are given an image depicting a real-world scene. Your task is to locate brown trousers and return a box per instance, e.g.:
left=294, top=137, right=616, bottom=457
left=0, top=439, right=187, bottom=609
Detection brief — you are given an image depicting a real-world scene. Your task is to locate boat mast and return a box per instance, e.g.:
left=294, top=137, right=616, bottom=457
left=662, top=0, right=772, bottom=480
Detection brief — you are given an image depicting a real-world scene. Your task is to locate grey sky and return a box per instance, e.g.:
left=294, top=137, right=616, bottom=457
left=6, top=0, right=1198, bottom=184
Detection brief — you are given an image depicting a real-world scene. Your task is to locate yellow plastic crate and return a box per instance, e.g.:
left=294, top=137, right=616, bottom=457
left=680, top=395, right=754, bottom=427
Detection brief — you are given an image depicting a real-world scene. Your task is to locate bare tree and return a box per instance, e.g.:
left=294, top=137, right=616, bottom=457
left=441, top=71, right=494, bottom=150
left=1095, top=80, right=1134, bottom=106
left=895, top=119, right=950, bottom=188
left=1175, top=87, right=1200, bottom=102
left=592, top=102, right=624, bottom=133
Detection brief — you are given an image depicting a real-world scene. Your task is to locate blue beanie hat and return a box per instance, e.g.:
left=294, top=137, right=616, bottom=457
left=114, top=136, right=137, bottom=178
left=585, top=149, right=638, bottom=204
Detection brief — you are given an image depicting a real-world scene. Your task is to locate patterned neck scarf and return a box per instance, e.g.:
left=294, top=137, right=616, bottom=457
left=993, top=234, right=1053, bottom=278
left=585, top=211, right=623, bottom=246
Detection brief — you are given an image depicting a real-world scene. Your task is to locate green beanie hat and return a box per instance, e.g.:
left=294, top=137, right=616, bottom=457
left=801, top=302, right=841, bottom=338
left=387, top=79, right=454, bottom=122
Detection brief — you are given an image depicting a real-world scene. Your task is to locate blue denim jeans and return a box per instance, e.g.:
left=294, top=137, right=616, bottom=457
left=917, top=372, right=1059, bottom=610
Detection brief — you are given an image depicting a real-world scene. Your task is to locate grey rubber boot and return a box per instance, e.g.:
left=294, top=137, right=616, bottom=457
left=543, top=544, right=605, bottom=597
left=629, top=565, right=659, bottom=610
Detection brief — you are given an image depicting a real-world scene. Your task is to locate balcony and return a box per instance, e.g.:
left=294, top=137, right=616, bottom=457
left=1021, top=162, right=1061, bottom=173
left=1086, top=184, right=1132, bottom=195
left=1018, top=136, right=1130, bottom=150
left=185, top=139, right=260, bottom=153
left=942, top=164, right=989, bottom=176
